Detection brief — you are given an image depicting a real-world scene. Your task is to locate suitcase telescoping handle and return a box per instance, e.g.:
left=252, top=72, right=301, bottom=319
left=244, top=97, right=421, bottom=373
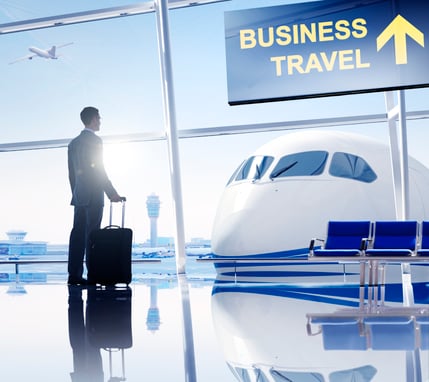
left=109, top=197, right=127, bottom=228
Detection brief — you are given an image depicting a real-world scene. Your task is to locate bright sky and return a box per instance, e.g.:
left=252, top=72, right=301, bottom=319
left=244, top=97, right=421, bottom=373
left=0, top=0, right=428, bottom=244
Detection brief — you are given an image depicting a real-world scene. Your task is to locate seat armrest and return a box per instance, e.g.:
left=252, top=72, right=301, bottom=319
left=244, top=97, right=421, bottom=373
left=360, top=238, right=369, bottom=251
left=309, top=238, right=324, bottom=256
left=364, top=238, right=373, bottom=251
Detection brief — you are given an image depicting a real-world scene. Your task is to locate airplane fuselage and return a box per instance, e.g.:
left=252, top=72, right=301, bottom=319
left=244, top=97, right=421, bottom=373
left=29, top=46, right=57, bottom=59
left=211, top=130, right=429, bottom=258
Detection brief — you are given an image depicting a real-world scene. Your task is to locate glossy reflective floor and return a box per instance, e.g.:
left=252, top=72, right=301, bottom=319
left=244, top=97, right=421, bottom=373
left=0, top=259, right=428, bottom=382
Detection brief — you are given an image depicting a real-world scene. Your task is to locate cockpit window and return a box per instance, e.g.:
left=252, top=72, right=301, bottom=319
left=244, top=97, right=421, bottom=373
left=329, top=152, right=377, bottom=183
left=227, top=155, right=274, bottom=185
left=226, top=160, right=245, bottom=185
left=270, top=151, right=328, bottom=178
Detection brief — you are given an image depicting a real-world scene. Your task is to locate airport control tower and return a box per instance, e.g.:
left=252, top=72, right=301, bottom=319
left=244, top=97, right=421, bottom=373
left=146, top=193, right=161, bottom=247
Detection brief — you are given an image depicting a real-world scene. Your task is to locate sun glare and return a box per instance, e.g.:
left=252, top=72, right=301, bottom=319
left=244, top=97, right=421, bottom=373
left=103, top=143, right=136, bottom=180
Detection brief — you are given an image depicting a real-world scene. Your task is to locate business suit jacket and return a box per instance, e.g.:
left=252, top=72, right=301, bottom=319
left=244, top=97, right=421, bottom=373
left=68, top=129, right=117, bottom=207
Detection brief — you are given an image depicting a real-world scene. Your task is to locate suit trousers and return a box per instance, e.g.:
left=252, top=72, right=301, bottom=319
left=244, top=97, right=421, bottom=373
left=68, top=204, right=103, bottom=279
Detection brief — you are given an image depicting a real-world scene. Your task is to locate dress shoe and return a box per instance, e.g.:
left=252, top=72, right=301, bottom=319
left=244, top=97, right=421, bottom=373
left=67, top=276, right=88, bottom=286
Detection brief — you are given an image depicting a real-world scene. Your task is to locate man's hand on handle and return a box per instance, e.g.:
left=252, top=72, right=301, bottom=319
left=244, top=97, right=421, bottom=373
left=110, top=194, right=126, bottom=203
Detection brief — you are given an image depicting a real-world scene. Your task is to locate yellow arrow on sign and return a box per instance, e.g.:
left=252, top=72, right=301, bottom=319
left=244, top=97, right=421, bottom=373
left=377, top=14, right=424, bottom=65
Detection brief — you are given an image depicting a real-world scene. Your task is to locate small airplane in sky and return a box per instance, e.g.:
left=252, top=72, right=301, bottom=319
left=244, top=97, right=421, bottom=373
left=9, top=42, right=73, bottom=64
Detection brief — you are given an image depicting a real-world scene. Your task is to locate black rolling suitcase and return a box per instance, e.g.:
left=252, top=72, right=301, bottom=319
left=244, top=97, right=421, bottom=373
left=87, top=199, right=133, bottom=285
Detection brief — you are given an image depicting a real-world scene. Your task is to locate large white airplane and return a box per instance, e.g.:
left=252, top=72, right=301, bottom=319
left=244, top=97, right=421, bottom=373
left=211, top=130, right=429, bottom=260
left=9, top=42, right=73, bottom=64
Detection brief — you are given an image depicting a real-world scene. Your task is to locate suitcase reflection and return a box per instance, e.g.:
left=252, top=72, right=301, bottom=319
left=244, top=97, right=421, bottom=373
left=68, top=286, right=132, bottom=382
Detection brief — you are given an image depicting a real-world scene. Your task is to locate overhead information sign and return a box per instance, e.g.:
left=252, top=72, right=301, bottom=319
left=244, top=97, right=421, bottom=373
left=224, top=0, right=428, bottom=105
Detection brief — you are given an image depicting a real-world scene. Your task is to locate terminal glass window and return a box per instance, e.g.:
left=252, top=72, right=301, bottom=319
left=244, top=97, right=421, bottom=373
left=228, top=155, right=274, bottom=184
left=329, top=152, right=377, bottom=183
left=270, top=151, right=328, bottom=178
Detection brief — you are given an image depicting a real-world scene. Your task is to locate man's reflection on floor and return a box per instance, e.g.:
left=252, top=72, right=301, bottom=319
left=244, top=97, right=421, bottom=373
left=68, top=286, right=132, bottom=382
left=68, top=286, right=103, bottom=382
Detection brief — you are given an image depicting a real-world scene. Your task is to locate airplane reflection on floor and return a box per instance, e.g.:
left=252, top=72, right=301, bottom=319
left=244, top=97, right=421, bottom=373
left=211, top=279, right=429, bottom=382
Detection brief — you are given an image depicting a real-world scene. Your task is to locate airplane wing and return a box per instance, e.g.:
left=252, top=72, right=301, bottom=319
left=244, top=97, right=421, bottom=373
left=8, top=54, right=37, bottom=65
left=53, top=42, right=74, bottom=58
left=56, top=42, right=73, bottom=49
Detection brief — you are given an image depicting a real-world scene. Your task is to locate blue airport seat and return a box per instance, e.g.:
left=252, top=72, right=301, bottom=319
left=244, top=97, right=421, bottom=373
left=310, top=317, right=367, bottom=350
left=365, top=221, right=418, bottom=257
left=364, top=316, right=416, bottom=350
left=311, top=221, right=371, bottom=257
left=417, top=316, right=429, bottom=350
left=417, top=221, right=429, bottom=256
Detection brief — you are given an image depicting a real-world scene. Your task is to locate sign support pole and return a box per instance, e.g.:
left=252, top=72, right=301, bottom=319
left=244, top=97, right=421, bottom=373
left=385, top=90, right=410, bottom=221
left=385, top=89, right=418, bottom=382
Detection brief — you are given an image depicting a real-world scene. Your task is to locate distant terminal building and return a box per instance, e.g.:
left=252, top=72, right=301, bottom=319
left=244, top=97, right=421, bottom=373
left=146, top=193, right=161, bottom=247
left=188, top=237, right=211, bottom=248
left=0, top=230, right=47, bottom=257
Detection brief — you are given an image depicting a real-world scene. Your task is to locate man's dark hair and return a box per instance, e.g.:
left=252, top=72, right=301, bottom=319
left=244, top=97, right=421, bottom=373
left=80, top=106, right=99, bottom=126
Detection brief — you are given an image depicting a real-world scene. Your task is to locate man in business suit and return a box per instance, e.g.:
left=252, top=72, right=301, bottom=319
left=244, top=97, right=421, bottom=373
left=67, top=106, right=123, bottom=285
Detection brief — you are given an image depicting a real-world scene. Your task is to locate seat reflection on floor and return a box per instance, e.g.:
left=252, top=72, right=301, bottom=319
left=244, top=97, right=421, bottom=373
left=68, top=286, right=132, bottom=382
left=306, top=308, right=429, bottom=351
